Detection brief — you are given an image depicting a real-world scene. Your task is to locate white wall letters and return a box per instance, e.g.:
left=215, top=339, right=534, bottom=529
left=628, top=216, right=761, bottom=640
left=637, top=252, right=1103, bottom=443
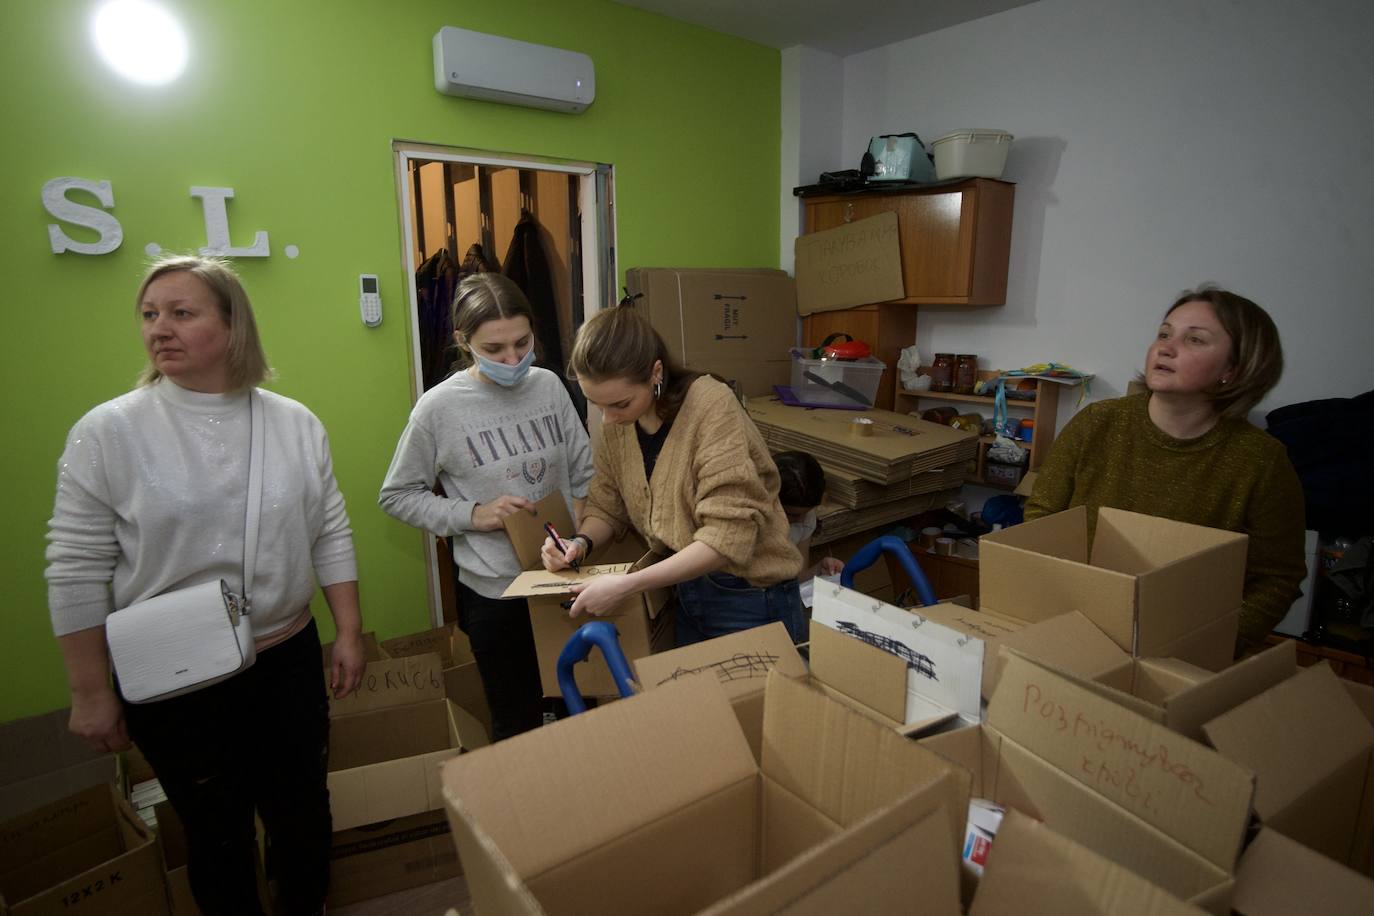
left=43, top=178, right=124, bottom=255
left=189, top=186, right=270, bottom=257
left=42, top=179, right=279, bottom=258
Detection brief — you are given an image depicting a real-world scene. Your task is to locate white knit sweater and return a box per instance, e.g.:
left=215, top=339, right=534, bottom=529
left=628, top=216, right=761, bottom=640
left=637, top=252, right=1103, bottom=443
left=45, top=380, right=358, bottom=638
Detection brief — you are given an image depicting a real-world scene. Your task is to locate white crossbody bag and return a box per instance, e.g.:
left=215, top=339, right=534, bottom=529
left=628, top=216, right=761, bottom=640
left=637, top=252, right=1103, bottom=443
left=107, top=390, right=265, bottom=703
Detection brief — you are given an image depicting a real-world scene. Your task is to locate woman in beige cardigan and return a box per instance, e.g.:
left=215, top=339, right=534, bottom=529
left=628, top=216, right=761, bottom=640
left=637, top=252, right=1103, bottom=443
left=540, top=303, right=805, bottom=645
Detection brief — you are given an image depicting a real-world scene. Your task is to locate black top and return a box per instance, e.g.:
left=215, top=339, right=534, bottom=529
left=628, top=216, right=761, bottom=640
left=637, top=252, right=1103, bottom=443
left=635, top=418, right=673, bottom=483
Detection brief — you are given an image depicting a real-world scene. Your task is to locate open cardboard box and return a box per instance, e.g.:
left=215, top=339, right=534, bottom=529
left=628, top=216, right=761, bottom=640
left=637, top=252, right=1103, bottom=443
left=970, top=809, right=1207, bottom=915
left=979, top=506, right=1247, bottom=670
left=381, top=622, right=493, bottom=742
left=325, top=652, right=487, bottom=906
left=625, top=267, right=797, bottom=397
left=1231, top=827, right=1374, bottom=915
left=1201, top=660, right=1374, bottom=871
left=0, top=707, right=120, bottom=823
left=328, top=652, right=487, bottom=831
left=633, top=621, right=808, bottom=762
left=1345, top=679, right=1374, bottom=877
left=441, top=671, right=969, bottom=916
left=502, top=493, right=673, bottom=698
left=920, top=652, right=1255, bottom=914
left=0, top=782, right=170, bottom=915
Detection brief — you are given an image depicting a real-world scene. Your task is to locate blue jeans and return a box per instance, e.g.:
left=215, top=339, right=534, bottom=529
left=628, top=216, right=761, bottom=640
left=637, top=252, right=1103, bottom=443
left=674, top=571, right=806, bottom=647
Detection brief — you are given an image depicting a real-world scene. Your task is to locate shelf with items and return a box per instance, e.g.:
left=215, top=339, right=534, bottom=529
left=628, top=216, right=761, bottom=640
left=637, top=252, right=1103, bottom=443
left=893, top=368, right=1061, bottom=489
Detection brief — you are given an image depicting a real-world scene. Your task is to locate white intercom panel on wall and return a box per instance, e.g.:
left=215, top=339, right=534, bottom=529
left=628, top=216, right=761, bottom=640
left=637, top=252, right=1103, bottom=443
left=359, top=274, right=382, bottom=327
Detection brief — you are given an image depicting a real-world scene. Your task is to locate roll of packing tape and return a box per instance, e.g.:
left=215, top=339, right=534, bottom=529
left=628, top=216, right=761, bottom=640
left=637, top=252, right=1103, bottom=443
left=935, top=537, right=956, bottom=556
left=919, top=527, right=942, bottom=550
left=849, top=417, right=875, bottom=437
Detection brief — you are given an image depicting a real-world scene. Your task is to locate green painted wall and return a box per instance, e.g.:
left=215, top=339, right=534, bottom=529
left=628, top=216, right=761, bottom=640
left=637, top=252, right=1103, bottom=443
left=0, top=0, right=779, bottom=721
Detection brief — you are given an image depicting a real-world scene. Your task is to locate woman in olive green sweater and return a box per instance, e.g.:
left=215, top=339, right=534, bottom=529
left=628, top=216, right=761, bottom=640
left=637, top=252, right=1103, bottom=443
left=1026, top=286, right=1306, bottom=654
left=539, top=303, right=805, bottom=645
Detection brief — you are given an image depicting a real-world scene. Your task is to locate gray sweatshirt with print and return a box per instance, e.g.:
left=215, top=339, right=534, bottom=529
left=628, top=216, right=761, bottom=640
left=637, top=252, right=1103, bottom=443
left=379, top=367, right=593, bottom=598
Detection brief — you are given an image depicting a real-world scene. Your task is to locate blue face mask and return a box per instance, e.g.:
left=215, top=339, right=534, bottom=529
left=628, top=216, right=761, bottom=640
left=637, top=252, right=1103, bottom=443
left=473, top=348, right=535, bottom=387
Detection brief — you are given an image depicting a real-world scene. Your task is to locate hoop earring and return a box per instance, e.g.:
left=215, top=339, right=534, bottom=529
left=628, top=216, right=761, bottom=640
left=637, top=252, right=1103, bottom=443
left=653, top=380, right=663, bottom=399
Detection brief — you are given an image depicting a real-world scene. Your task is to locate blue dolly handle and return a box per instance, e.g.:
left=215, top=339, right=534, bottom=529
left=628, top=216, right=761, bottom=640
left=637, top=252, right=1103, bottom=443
left=840, top=535, right=938, bottom=608
left=556, top=621, right=637, bottom=715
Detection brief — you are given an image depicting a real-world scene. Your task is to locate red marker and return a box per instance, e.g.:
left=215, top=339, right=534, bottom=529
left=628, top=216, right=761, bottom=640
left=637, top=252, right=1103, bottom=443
left=543, top=522, right=580, bottom=572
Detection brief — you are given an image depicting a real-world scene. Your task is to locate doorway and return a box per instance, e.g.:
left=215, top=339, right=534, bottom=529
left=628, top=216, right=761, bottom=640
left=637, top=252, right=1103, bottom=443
left=392, top=142, right=617, bottom=625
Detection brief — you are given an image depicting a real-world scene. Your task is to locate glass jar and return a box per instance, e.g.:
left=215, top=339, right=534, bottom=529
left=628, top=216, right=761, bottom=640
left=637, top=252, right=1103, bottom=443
left=954, top=354, right=979, bottom=394
left=930, top=353, right=955, bottom=392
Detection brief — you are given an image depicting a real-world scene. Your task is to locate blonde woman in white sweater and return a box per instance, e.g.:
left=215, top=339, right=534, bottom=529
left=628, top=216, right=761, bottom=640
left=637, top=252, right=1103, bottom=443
left=45, top=256, right=363, bottom=916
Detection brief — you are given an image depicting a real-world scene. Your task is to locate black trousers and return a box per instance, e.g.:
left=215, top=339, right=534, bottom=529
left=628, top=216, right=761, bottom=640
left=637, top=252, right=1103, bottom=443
left=453, top=571, right=546, bottom=741
left=121, top=619, right=331, bottom=916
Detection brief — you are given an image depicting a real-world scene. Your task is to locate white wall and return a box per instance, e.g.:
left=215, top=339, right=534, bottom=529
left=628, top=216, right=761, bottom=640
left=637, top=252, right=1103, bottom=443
left=780, top=45, right=845, bottom=274
left=828, top=0, right=1374, bottom=428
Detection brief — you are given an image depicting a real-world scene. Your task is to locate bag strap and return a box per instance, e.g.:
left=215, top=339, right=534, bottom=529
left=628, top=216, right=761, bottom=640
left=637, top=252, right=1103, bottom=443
left=241, top=389, right=265, bottom=612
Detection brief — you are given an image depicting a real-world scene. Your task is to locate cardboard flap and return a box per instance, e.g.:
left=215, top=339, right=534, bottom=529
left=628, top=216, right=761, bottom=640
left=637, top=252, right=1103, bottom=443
left=329, top=653, right=446, bottom=716
left=501, top=563, right=635, bottom=599
left=1155, top=640, right=1296, bottom=742
left=812, top=585, right=982, bottom=725
left=988, top=652, right=1255, bottom=871
left=970, top=809, right=1208, bottom=916
left=794, top=212, right=906, bottom=315
left=992, top=611, right=1133, bottom=699
left=440, top=677, right=755, bottom=881
left=1202, top=662, right=1374, bottom=820
left=1233, top=828, right=1374, bottom=916
left=633, top=622, right=805, bottom=703
left=981, top=505, right=1090, bottom=561
left=1093, top=508, right=1247, bottom=575
left=761, top=670, right=970, bottom=850
left=809, top=620, right=910, bottom=724
left=380, top=624, right=460, bottom=666
left=704, top=772, right=964, bottom=916
left=502, top=491, right=576, bottom=572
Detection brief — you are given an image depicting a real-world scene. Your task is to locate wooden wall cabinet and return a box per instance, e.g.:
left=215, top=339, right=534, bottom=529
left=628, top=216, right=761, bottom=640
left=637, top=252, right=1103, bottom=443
left=799, top=178, right=1015, bottom=411
left=802, top=178, right=1015, bottom=306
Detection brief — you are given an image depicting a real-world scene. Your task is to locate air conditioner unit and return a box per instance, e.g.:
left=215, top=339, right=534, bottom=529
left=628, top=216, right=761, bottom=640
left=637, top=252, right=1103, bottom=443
left=432, top=27, right=595, bottom=114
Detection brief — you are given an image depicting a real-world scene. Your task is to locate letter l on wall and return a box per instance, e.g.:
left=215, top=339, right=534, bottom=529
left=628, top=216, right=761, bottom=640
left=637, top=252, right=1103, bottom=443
left=190, top=186, right=270, bottom=256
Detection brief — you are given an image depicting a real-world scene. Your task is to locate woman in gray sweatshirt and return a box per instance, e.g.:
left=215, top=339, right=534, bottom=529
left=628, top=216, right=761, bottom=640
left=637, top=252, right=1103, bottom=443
left=380, top=273, right=593, bottom=740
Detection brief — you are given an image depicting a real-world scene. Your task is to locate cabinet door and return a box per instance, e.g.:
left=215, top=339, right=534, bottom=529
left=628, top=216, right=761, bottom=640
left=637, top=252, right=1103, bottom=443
left=804, top=179, right=1013, bottom=305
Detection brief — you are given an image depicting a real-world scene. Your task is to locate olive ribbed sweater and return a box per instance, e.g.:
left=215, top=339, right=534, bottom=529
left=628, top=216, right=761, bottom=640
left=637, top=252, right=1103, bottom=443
left=1025, top=393, right=1306, bottom=648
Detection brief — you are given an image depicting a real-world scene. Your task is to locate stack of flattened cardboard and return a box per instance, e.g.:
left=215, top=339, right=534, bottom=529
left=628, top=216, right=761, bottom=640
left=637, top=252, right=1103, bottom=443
left=747, top=398, right=978, bottom=486
left=821, top=461, right=972, bottom=509
left=813, top=489, right=958, bottom=545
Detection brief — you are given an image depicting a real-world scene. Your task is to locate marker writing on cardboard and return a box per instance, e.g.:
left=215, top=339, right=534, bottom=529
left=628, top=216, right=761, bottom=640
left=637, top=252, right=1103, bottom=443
left=543, top=522, right=580, bottom=572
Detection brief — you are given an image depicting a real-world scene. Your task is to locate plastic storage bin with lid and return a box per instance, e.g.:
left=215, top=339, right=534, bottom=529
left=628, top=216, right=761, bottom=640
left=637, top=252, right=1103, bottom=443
left=789, top=349, right=886, bottom=408
left=931, top=129, right=1014, bottom=180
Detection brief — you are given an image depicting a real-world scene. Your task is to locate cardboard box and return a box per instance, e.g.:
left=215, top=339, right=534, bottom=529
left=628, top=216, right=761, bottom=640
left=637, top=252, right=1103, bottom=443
left=1345, top=679, right=1374, bottom=877
left=1231, top=827, right=1374, bottom=916
left=0, top=708, right=119, bottom=822
left=381, top=623, right=493, bottom=742
left=1202, top=661, right=1374, bottom=869
left=921, top=652, right=1256, bottom=913
left=0, top=782, right=169, bottom=915
left=970, top=809, right=1207, bottom=915
left=633, top=622, right=808, bottom=762
left=327, top=809, right=459, bottom=909
left=979, top=506, right=1248, bottom=670
left=1052, top=639, right=1300, bottom=743
left=502, top=493, right=673, bottom=698
left=328, top=653, right=488, bottom=832
left=625, top=267, right=797, bottom=397
left=441, top=672, right=969, bottom=916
